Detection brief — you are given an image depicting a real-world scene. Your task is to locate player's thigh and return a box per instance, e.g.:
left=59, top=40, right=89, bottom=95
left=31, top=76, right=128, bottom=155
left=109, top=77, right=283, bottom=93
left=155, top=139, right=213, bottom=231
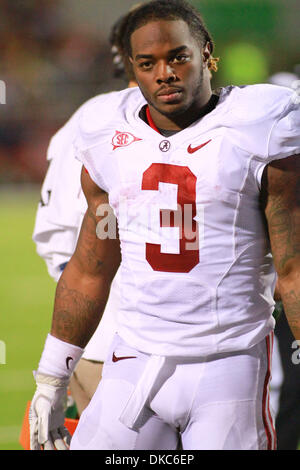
left=70, top=335, right=178, bottom=450
left=70, top=374, right=178, bottom=450
left=69, top=375, right=136, bottom=450
left=181, top=334, right=275, bottom=450
left=182, top=401, right=259, bottom=450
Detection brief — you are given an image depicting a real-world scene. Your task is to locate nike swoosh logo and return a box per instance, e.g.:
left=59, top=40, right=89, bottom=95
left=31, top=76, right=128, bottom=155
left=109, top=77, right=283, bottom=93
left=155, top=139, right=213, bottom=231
left=112, top=353, right=137, bottom=363
left=66, top=356, right=73, bottom=370
left=187, top=139, right=211, bottom=154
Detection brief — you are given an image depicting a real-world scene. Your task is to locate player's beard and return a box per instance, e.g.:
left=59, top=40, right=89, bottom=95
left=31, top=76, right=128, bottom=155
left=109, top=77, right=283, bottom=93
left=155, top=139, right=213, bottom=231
left=140, top=67, right=204, bottom=120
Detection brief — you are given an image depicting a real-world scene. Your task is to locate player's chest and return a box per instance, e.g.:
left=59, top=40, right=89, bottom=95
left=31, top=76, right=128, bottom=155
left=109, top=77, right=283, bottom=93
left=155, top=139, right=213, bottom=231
left=106, top=127, right=252, bottom=204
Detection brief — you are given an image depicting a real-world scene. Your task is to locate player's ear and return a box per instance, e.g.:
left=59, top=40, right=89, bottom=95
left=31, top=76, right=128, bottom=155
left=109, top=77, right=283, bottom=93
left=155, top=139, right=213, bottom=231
left=202, top=42, right=211, bottom=65
left=203, top=42, right=219, bottom=73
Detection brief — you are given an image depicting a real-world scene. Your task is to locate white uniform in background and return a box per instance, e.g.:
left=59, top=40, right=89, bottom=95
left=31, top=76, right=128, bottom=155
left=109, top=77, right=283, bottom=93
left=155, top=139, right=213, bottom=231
left=69, top=84, right=300, bottom=450
left=33, top=92, right=122, bottom=364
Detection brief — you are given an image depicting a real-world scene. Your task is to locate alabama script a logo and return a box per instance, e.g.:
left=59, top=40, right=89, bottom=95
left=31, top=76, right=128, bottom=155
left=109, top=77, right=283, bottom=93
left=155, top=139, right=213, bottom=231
left=112, top=131, right=142, bottom=150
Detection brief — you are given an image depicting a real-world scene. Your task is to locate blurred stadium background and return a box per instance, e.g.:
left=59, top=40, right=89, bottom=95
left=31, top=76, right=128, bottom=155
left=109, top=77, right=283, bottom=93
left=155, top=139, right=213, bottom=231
left=0, top=0, right=299, bottom=450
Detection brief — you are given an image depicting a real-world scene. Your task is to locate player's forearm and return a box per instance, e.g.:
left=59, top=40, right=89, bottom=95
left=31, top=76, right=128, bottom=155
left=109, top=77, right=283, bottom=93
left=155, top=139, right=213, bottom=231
left=263, top=156, right=300, bottom=341
left=50, top=262, right=112, bottom=348
left=277, top=273, right=300, bottom=343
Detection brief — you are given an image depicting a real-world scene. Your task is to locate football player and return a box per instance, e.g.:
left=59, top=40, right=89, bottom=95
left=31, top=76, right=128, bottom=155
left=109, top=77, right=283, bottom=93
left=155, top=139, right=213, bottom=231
left=30, top=0, right=300, bottom=450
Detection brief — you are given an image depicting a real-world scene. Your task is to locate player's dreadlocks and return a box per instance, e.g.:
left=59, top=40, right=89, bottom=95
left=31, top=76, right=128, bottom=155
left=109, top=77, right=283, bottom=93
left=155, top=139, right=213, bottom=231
left=123, top=0, right=219, bottom=73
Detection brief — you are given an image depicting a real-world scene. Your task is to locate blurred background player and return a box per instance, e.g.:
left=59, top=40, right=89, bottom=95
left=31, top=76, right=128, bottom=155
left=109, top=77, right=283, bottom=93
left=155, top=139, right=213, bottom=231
left=32, top=8, right=139, bottom=419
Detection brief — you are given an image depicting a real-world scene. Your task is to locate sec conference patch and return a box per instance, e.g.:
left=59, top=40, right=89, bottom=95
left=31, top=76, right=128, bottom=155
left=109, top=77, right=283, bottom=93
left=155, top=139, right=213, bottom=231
left=112, top=131, right=142, bottom=150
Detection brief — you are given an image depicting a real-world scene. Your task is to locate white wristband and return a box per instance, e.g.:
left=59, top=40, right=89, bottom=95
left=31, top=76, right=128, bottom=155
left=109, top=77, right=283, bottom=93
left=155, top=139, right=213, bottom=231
left=37, top=334, right=84, bottom=379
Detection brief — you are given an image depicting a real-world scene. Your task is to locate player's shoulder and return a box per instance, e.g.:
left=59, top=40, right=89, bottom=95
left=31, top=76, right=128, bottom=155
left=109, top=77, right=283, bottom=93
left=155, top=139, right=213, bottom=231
left=222, top=83, right=295, bottom=124
left=47, top=90, right=130, bottom=159
left=78, top=87, right=144, bottom=136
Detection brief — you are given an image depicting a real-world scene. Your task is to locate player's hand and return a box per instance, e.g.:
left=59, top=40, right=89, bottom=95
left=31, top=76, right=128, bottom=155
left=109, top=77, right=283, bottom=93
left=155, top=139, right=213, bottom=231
left=29, top=373, right=71, bottom=450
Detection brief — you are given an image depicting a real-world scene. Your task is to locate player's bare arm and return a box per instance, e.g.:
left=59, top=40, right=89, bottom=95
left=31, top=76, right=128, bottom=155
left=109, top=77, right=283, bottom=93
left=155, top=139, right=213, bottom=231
left=263, top=154, right=300, bottom=341
left=51, top=167, right=121, bottom=348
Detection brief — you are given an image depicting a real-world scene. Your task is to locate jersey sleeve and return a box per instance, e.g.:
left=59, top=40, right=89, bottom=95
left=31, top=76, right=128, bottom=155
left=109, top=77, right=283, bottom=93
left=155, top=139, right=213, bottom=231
left=33, top=225, right=81, bottom=282
left=267, top=95, right=300, bottom=160
left=73, top=111, right=110, bottom=193
left=32, top=109, right=87, bottom=281
left=73, top=89, right=139, bottom=193
left=73, top=141, right=110, bottom=194
left=254, top=92, right=300, bottom=188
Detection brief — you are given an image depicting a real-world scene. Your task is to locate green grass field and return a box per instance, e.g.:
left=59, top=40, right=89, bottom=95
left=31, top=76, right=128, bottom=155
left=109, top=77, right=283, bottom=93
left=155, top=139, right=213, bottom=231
left=0, top=188, right=56, bottom=450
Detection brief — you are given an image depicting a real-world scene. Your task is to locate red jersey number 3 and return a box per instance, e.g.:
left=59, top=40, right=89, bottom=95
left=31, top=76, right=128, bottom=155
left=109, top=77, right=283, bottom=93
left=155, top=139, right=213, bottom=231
left=142, top=163, right=199, bottom=273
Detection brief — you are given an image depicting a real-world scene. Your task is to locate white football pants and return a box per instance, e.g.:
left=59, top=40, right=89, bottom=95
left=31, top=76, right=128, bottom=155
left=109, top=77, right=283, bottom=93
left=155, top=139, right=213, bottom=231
left=70, top=332, right=276, bottom=450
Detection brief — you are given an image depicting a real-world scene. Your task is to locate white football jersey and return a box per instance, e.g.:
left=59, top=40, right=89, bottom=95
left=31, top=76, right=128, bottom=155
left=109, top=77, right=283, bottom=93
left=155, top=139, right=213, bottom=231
left=32, top=92, right=123, bottom=361
left=75, top=85, right=300, bottom=357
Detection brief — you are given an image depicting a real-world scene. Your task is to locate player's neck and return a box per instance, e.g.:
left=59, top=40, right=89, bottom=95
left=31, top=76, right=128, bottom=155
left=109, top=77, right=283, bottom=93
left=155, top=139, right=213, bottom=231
left=148, top=93, right=218, bottom=133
